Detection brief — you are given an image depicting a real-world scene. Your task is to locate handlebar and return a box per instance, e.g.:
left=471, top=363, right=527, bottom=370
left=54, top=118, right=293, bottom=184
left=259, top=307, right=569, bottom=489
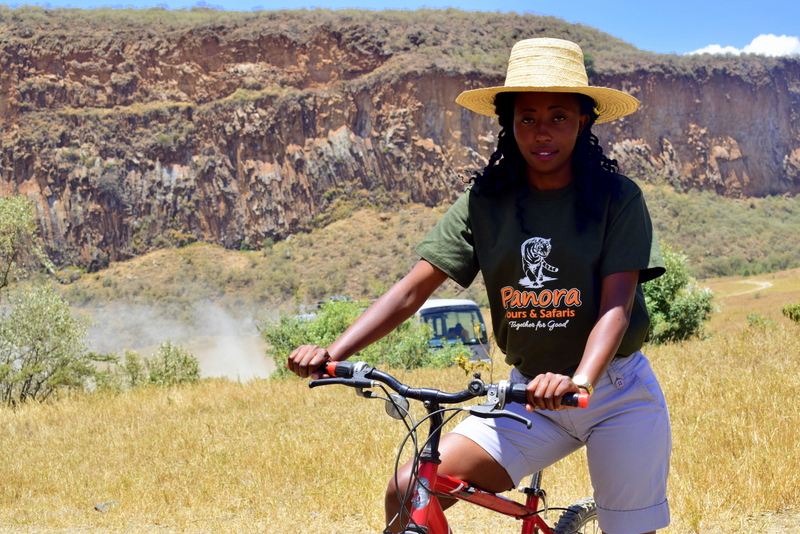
left=309, top=360, right=589, bottom=410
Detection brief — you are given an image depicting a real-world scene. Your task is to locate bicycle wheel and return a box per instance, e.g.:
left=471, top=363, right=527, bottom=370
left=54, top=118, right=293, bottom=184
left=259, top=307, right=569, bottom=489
left=553, top=497, right=598, bottom=534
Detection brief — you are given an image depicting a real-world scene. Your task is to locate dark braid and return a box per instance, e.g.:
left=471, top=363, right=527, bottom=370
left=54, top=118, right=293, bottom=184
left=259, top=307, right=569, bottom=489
left=469, top=92, right=621, bottom=232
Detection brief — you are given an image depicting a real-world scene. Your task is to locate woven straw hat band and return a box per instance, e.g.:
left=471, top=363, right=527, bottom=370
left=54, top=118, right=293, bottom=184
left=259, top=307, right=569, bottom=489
left=505, top=39, right=589, bottom=88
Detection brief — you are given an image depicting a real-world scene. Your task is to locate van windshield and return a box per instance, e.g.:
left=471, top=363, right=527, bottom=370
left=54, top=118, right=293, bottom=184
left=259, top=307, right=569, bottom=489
left=419, top=308, right=488, bottom=345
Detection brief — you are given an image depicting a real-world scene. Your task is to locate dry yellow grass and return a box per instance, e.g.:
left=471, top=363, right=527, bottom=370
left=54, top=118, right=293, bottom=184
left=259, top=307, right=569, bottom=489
left=651, top=326, right=800, bottom=533
left=1, top=318, right=799, bottom=534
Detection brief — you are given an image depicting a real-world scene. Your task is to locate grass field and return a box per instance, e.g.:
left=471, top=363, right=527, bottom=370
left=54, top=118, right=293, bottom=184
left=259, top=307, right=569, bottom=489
left=1, top=293, right=799, bottom=533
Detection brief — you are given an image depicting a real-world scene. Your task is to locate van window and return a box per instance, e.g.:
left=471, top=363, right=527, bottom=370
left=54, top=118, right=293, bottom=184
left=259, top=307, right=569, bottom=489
left=420, top=308, right=488, bottom=345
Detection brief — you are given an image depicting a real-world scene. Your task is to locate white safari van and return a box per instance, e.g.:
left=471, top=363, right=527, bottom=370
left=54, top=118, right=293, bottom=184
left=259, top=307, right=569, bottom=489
left=416, top=299, right=490, bottom=362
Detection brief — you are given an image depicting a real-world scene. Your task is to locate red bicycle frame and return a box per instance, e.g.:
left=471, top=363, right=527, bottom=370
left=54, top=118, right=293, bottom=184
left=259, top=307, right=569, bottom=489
left=400, top=402, right=555, bottom=534
left=407, top=462, right=555, bottom=534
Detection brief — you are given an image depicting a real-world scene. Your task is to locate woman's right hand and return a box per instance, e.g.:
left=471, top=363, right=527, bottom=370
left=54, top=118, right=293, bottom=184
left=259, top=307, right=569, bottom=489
left=525, top=372, right=579, bottom=412
left=287, top=345, right=332, bottom=378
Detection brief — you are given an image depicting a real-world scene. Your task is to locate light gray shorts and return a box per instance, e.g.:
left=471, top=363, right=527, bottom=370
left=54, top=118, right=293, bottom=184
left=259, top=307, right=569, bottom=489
left=451, top=351, right=671, bottom=534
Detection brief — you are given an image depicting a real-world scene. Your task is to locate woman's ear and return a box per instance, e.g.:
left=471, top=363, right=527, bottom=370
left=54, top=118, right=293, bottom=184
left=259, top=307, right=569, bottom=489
left=578, top=113, right=590, bottom=134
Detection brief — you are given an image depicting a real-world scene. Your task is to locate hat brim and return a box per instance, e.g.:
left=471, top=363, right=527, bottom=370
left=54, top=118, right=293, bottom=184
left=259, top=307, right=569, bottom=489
left=456, top=85, right=640, bottom=124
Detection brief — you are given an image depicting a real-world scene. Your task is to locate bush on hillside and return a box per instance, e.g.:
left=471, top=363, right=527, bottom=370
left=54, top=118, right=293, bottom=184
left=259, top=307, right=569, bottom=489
left=643, top=242, right=714, bottom=344
left=260, top=299, right=459, bottom=377
left=782, top=303, right=800, bottom=325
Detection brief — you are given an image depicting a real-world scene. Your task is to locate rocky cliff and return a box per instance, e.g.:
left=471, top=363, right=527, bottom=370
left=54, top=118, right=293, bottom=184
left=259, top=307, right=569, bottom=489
left=1, top=8, right=798, bottom=270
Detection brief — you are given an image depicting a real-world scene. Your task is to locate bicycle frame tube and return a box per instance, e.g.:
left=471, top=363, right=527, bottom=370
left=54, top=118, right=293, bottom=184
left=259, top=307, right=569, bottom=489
left=408, top=459, right=449, bottom=534
left=405, top=402, right=553, bottom=534
left=406, top=402, right=450, bottom=534
left=428, top=473, right=552, bottom=534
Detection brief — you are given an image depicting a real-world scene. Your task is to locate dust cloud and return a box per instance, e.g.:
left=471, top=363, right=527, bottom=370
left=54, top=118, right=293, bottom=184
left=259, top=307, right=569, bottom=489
left=84, top=302, right=276, bottom=381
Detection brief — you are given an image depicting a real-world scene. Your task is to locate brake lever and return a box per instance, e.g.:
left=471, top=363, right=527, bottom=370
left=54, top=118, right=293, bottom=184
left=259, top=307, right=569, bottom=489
left=469, top=403, right=532, bottom=429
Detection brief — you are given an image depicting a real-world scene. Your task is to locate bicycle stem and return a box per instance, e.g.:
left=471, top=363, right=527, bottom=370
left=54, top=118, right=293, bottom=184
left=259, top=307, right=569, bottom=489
left=419, top=401, right=443, bottom=464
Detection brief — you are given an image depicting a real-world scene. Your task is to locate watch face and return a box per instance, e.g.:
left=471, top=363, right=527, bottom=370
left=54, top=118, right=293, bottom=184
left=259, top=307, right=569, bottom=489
left=572, top=375, right=588, bottom=386
left=572, top=375, right=593, bottom=394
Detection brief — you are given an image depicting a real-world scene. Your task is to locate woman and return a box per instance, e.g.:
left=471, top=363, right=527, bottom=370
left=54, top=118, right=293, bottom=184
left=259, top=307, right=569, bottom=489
left=289, top=38, right=671, bottom=534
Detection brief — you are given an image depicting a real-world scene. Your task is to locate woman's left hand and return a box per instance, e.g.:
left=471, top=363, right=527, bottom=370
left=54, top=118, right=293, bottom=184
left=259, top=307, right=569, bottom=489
left=525, top=373, right=580, bottom=412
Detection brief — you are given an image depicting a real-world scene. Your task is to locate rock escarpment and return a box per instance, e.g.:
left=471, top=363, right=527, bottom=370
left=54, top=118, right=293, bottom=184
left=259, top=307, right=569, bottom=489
left=598, top=62, right=800, bottom=197
left=1, top=9, right=798, bottom=270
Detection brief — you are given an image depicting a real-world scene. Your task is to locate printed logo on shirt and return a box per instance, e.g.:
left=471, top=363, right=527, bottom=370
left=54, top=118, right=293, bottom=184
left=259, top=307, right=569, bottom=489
left=500, top=236, right=581, bottom=331
left=519, top=237, right=558, bottom=288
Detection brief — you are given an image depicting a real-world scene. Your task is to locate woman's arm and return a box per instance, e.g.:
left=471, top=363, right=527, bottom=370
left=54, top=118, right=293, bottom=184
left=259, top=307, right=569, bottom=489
left=287, top=259, right=450, bottom=378
left=525, top=270, right=640, bottom=411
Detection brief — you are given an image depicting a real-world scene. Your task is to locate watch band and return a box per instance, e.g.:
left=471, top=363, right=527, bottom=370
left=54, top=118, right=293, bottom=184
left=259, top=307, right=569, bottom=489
left=571, top=374, right=594, bottom=396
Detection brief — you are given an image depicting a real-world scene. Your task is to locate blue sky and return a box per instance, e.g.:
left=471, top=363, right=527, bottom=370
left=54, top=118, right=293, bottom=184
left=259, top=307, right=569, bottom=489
left=4, top=0, right=800, bottom=56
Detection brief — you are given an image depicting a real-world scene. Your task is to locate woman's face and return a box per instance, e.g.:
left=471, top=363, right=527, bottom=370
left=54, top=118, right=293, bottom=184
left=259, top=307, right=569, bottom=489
left=512, top=92, right=589, bottom=189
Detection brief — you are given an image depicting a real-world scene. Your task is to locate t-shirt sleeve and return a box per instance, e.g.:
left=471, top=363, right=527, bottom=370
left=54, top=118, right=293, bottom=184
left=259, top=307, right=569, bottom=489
left=414, top=191, right=480, bottom=288
left=600, top=181, right=665, bottom=284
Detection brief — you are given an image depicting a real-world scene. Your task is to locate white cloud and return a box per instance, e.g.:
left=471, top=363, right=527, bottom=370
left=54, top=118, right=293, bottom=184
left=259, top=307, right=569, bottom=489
left=743, top=34, right=800, bottom=56
left=688, top=44, right=742, bottom=55
left=686, top=34, right=800, bottom=57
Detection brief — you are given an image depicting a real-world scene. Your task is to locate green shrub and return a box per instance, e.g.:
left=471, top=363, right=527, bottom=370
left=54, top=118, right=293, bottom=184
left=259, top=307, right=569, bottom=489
left=95, top=346, right=199, bottom=392
left=146, top=340, right=200, bottom=385
left=782, top=303, right=800, bottom=325
left=643, top=242, right=714, bottom=344
left=747, top=314, right=776, bottom=329
left=260, top=299, right=455, bottom=377
left=121, top=350, right=148, bottom=388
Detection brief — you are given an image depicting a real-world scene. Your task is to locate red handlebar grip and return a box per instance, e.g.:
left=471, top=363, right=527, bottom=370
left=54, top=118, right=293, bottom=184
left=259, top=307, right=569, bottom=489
left=324, top=361, right=338, bottom=377
left=510, top=384, right=589, bottom=409
left=323, top=360, right=356, bottom=378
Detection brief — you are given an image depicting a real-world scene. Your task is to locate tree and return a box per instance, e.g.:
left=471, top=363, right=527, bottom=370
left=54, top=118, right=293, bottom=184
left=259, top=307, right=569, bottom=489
left=0, top=196, right=99, bottom=404
left=0, top=283, right=94, bottom=405
left=0, top=196, right=53, bottom=293
left=643, top=242, right=714, bottom=344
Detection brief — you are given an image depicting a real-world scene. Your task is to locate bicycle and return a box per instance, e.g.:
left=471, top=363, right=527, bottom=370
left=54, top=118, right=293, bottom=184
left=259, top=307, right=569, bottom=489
left=309, top=360, right=597, bottom=534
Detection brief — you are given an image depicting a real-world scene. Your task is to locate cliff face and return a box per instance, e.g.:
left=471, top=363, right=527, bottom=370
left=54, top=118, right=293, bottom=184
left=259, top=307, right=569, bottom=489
left=1, top=10, right=798, bottom=270
left=597, top=63, right=800, bottom=197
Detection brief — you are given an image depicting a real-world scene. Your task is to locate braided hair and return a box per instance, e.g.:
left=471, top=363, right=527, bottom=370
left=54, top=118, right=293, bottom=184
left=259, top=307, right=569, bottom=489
left=469, top=92, right=621, bottom=232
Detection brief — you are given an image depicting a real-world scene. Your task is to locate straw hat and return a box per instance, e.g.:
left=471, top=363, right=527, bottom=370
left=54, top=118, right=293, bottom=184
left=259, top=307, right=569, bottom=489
left=455, top=38, right=639, bottom=124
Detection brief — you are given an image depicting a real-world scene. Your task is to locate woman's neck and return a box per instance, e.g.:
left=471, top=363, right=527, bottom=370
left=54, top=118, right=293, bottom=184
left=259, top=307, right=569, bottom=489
left=525, top=166, right=575, bottom=191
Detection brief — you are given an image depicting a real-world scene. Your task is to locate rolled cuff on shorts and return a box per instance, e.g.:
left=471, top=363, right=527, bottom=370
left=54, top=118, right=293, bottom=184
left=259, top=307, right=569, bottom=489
left=597, top=497, right=670, bottom=534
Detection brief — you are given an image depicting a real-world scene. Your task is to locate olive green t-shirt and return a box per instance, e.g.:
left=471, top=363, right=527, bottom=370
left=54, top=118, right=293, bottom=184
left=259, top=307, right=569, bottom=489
left=415, top=176, right=664, bottom=379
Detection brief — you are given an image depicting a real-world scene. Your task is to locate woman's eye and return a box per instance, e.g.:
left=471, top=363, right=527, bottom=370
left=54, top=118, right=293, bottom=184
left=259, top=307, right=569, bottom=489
left=553, top=115, right=566, bottom=122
